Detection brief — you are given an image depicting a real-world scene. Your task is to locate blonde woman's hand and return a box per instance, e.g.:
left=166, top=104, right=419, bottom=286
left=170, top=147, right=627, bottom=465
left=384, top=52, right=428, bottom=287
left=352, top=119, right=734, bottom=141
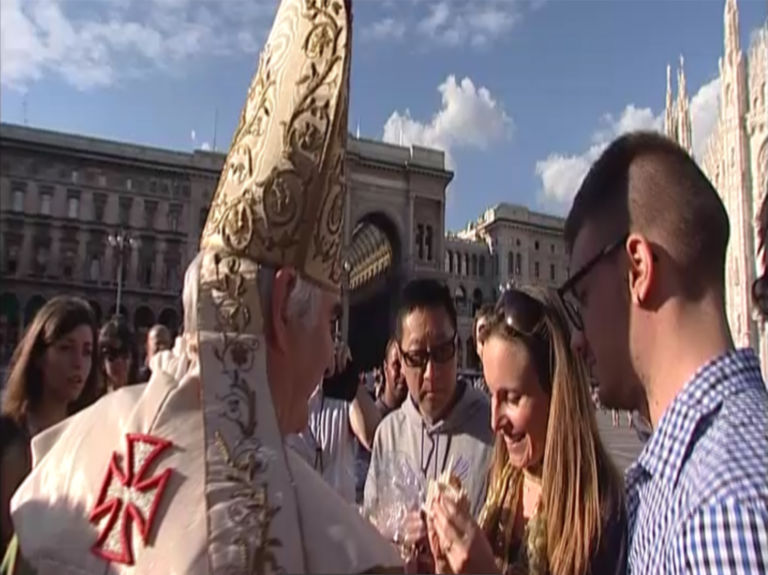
left=428, top=492, right=499, bottom=575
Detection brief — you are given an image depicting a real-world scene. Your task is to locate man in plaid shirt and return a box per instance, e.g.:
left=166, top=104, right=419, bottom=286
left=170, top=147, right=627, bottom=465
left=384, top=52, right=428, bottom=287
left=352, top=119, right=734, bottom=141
left=559, top=132, right=767, bottom=574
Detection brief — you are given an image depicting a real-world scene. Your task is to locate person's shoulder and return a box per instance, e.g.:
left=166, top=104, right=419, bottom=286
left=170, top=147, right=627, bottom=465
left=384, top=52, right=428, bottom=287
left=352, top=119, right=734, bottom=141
left=375, top=406, right=408, bottom=437
left=685, top=386, right=767, bottom=498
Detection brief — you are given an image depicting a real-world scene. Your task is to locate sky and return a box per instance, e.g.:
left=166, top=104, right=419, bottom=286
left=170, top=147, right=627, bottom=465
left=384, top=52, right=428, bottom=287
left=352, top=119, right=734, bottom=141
left=1, top=0, right=766, bottom=232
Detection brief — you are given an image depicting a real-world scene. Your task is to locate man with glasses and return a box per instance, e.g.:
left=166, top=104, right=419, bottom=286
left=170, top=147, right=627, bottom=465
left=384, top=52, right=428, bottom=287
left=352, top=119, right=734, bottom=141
left=561, top=131, right=767, bottom=574
left=364, top=279, right=493, bottom=569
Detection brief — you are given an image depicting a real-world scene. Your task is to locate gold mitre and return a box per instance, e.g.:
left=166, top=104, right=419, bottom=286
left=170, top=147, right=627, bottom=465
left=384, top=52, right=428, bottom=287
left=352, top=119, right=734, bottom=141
left=201, top=0, right=352, bottom=292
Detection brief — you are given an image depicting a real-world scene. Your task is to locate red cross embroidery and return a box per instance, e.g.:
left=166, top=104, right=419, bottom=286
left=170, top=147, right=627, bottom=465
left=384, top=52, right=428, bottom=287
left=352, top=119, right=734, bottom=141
left=89, top=433, right=173, bottom=565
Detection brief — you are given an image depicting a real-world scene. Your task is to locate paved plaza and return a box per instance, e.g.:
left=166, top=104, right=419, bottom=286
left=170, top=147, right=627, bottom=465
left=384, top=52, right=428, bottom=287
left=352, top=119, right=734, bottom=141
left=595, top=409, right=646, bottom=473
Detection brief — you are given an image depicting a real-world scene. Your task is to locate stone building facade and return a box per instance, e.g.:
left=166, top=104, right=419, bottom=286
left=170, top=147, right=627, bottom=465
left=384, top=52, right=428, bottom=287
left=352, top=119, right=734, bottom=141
left=665, top=0, right=767, bottom=374
left=0, top=123, right=223, bottom=367
left=445, top=203, right=568, bottom=371
left=0, top=123, right=567, bottom=375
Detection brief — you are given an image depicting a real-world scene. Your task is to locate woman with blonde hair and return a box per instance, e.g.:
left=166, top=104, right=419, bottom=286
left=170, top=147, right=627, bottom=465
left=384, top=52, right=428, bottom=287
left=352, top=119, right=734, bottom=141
left=425, top=287, right=626, bottom=575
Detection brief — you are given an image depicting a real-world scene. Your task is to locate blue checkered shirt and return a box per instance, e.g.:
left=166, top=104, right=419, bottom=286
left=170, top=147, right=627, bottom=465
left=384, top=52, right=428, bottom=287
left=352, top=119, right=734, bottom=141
left=625, top=348, right=768, bottom=574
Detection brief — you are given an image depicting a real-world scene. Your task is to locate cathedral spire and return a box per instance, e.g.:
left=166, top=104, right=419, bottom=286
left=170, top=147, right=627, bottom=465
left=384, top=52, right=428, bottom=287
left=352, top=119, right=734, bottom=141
left=665, top=64, right=676, bottom=139
left=677, top=55, right=688, bottom=101
left=676, top=55, right=693, bottom=154
left=725, top=0, right=741, bottom=57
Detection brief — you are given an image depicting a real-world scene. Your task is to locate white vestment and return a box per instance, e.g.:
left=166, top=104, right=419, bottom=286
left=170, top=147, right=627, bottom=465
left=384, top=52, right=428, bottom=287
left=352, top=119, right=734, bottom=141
left=10, top=369, right=401, bottom=574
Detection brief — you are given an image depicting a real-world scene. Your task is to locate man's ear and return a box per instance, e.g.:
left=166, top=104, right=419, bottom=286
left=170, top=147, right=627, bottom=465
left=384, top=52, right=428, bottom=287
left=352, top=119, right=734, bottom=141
left=271, top=267, right=297, bottom=353
left=625, top=233, right=655, bottom=306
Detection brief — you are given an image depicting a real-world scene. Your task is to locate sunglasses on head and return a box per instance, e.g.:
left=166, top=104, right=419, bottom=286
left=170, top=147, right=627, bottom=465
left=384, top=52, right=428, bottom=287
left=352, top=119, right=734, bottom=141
left=494, top=288, right=546, bottom=338
left=399, top=334, right=457, bottom=370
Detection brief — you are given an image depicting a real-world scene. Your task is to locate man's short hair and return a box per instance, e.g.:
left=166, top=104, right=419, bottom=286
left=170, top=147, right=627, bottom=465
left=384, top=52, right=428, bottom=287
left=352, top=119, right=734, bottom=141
left=394, top=279, right=457, bottom=343
left=565, top=131, right=730, bottom=296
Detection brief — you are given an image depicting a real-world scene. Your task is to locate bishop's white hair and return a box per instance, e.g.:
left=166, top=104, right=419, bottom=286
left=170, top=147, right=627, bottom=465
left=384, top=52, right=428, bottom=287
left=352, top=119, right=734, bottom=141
left=180, top=253, right=322, bottom=338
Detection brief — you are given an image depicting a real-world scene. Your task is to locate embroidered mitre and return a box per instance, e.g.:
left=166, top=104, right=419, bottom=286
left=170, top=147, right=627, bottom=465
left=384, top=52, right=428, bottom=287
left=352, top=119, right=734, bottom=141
left=200, top=0, right=351, bottom=292
left=195, top=0, right=352, bottom=573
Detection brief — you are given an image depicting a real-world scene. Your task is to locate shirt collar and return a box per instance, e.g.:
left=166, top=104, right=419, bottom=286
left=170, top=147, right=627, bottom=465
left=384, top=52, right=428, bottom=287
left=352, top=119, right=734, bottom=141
left=631, top=348, right=763, bottom=487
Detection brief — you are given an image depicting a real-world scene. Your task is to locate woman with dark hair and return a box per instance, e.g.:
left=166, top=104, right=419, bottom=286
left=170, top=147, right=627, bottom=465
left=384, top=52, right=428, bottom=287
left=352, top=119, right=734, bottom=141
left=98, top=317, right=139, bottom=393
left=0, top=296, right=100, bottom=556
left=425, top=288, right=626, bottom=575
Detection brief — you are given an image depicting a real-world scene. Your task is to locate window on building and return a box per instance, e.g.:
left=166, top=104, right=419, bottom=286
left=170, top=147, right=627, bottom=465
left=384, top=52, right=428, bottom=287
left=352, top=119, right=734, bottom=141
left=534, top=261, right=540, bottom=278
left=126, top=178, right=133, bottom=191
left=119, top=197, right=133, bottom=226
left=40, top=193, right=52, bottom=216
left=89, top=256, right=101, bottom=282
left=550, top=244, right=555, bottom=254
left=426, top=225, right=433, bottom=262
left=199, top=207, right=209, bottom=232
left=550, top=263, right=556, bottom=281
left=142, top=259, right=154, bottom=287
left=507, top=252, right=513, bottom=275
left=471, top=254, right=478, bottom=276
left=144, top=200, right=158, bottom=229
left=464, top=254, right=469, bottom=277
left=98, top=174, right=107, bottom=187
left=165, top=261, right=180, bottom=289
left=35, top=246, right=49, bottom=275
left=516, top=239, right=521, bottom=247
left=71, top=170, right=79, bottom=184
left=534, top=240, right=540, bottom=251
left=93, top=193, right=106, bottom=222
left=167, top=204, right=181, bottom=232
left=62, top=249, right=76, bottom=279
left=515, top=253, right=522, bottom=275
left=12, top=189, right=24, bottom=212
left=416, top=224, right=424, bottom=260
left=479, top=256, right=486, bottom=277
left=67, top=196, right=80, bottom=219
left=6, top=245, right=19, bottom=275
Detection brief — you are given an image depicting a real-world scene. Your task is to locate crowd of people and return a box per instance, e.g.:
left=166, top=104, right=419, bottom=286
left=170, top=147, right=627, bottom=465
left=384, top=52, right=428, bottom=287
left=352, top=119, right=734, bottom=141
left=1, top=0, right=766, bottom=573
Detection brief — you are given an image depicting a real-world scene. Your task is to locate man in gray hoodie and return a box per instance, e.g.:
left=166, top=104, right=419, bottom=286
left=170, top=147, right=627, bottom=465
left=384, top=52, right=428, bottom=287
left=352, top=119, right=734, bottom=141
left=364, top=279, right=494, bottom=565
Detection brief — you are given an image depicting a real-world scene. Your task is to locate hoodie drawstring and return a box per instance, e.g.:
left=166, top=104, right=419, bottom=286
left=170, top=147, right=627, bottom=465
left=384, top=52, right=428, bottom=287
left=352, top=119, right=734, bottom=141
left=420, top=422, right=454, bottom=481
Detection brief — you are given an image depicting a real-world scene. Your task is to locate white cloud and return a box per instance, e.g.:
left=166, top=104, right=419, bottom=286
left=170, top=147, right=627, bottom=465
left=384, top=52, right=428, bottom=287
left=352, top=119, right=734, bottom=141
left=0, top=0, right=272, bottom=90
left=690, top=77, right=721, bottom=160
left=415, top=1, right=521, bottom=48
left=382, top=75, right=513, bottom=168
left=200, top=142, right=211, bottom=151
left=535, top=76, right=724, bottom=209
left=363, top=17, right=406, bottom=42
left=536, top=104, right=661, bottom=206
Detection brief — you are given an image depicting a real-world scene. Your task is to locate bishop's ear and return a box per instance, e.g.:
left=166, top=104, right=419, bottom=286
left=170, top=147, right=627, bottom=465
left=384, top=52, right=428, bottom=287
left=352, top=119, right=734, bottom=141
left=270, top=267, right=298, bottom=353
left=625, top=233, right=655, bottom=305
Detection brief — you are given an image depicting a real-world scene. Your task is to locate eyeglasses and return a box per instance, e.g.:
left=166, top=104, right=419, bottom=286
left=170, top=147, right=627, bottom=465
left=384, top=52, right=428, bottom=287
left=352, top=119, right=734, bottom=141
left=557, top=233, right=629, bottom=330
left=398, top=334, right=457, bottom=370
left=495, top=288, right=546, bottom=338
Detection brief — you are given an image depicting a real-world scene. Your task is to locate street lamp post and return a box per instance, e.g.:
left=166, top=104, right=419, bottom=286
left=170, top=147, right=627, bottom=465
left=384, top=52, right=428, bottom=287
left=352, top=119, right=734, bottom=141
left=107, top=229, right=138, bottom=319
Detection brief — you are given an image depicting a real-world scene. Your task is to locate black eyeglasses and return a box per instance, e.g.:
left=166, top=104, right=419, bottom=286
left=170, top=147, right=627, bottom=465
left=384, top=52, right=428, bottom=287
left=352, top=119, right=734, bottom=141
left=399, top=334, right=457, bottom=370
left=495, top=288, right=546, bottom=338
left=557, top=233, right=629, bottom=330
